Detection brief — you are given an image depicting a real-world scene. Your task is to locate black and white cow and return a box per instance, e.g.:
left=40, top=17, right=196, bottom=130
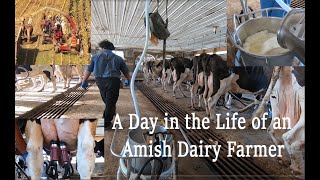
left=191, top=53, right=271, bottom=120
left=15, top=65, right=57, bottom=92
left=142, top=60, right=163, bottom=86
left=160, top=59, right=172, bottom=92
left=169, top=57, right=193, bottom=98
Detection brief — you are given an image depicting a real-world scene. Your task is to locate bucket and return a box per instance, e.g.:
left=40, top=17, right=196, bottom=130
left=127, top=125, right=173, bottom=175
left=229, top=7, right=295, bottom=66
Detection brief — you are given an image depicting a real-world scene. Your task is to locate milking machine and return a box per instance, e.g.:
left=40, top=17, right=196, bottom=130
left=111, top=126, right=176, bottom=180
left=110, top=0, right=176, bottom=179
left=227, top=0, right=305, bottom=66
left=46, top=140, right=74, bottom=179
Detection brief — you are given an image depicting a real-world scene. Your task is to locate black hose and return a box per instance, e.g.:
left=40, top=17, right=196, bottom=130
left=136, top=157, right=163, bottom=180
left=15, top=162, right=31, bottom=180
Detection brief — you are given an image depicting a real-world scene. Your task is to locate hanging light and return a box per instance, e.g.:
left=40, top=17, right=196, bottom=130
left=212, top=26, right=218, bottom=34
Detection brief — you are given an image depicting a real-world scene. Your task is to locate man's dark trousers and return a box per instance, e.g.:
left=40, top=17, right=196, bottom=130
left=95, top=77, right=120, bottom=127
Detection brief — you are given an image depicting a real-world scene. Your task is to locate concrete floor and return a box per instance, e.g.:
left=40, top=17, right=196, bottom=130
left=16, top=77, right=297, bottom=179
left=103, top=85, right=215, bottom=180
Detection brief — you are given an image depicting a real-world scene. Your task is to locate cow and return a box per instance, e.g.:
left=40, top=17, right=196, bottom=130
left=142, top=60, right=164, bottom=87
left=262, top=67, right=305, bottom=179
left=15, top=65, right=84, bottom=92
left=190, top=55, right=206, bottom=110
left=169, top=57, right=193, bottom=98
left=54, top=65, right=85, bottom=89
left=160, top=59, right=172, bottom=92
left=24, top=118, right=97, bottom=179
left=192, top=53, right=270, bottom=120
left=15, top=65, right=57, bottom=92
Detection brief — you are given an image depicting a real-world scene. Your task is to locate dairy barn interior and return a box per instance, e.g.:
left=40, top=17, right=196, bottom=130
left=15, top=0, right=305, bottom=179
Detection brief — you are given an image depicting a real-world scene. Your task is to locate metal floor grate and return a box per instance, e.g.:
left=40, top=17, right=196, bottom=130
left=290, top=0, right=305, bottom=9
left=136, top=82, right=273, bottom=180
left=16, top=83, right=94, bottom=120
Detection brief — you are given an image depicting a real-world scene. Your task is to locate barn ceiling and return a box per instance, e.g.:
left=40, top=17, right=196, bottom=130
left=91, top=0, right=227, bottom=52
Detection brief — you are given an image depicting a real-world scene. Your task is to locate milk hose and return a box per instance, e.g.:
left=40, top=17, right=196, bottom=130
left=130, top=0, right=150, bottom=128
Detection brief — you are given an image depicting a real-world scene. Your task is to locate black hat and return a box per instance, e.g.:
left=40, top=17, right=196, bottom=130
left=98, top=40, right=115, bottom=50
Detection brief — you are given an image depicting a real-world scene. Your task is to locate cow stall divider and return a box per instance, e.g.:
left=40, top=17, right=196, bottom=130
left=110, top=0, right=176, bottom=179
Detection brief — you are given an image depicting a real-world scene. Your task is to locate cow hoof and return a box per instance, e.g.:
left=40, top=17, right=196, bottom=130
left=245, top=122, right=252, bottom=128
left=291, top=170, right=303, bottom=179
left=278, top=158, right=290, bottom=166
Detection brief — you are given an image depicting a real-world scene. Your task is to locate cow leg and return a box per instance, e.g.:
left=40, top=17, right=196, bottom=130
left=37, top=74, right=46, bottom=92
left=190, top=83, right=199, bottom=110
left=247, top=67, right=281, bottom=127
left=30, top=77, right=37, bottom=90
left=25, top=120, right=44, bottom=180
left=267, top=119, right=290, bottom=165
left=283, top=127, right=305, bottom=178
left=205, top=73, right=214, bottom=114
left=77, top=121, right=95, bottom=179
left=63, top=76, right=68, bottom=89
left=267, top=86, right=290, bottom=166
left=161, top=69, right=167, bottom=92
left=208, top=75, right=237, bottom=121
left=288, top=140, right=304, bottom=179
left=172, top=82, right=177, bottom=98
left=153, top=74, right=157, bottom=87
left=77, top=74, right=83, bottom=84
left=284, top=87, right=305, bottom=178
left=66, top=77, right=71, bottom=88
left=283, top=119, right=304, bottom=178
left=50, top=73, right=57, bottom=92
left=203, top=74, right=209, bottom=100
left=178, top=72, right=189, bottom=97
left=143, top=68, right=150, bottom=84
left=15, top=81, right=22, bottom=91
left=207, top=87, right=227, bottom=121
left=198, top=94, right=204, bottom=110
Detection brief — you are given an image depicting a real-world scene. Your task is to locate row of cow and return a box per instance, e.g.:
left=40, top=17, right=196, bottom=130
left=142, top=53, right=305, bottom=179
left=15, top=65, right=85, bottom=92
left=142, top=54, right=270, bottom=117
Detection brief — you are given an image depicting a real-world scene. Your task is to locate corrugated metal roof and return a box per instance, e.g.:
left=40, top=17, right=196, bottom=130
left=91, top=0, right=227, bottom=52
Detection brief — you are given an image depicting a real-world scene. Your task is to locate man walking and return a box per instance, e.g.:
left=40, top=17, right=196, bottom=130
left=81, top=40, right=131, bottom=130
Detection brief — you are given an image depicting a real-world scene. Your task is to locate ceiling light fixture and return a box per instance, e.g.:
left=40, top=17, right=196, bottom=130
left=212, top=26, right=218, bottom=34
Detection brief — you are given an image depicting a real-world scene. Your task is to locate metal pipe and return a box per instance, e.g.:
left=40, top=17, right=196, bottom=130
left=275, top=0, right=292, bottom=12
left=117, top=166, right=121, bottom=180
left=120, top=157, right=127, bottom=176
left=240, top=0, right=248, bottom=21
left=130, top=0, right=150, bottom=127
left=110, top=126, right=128, bottom=158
